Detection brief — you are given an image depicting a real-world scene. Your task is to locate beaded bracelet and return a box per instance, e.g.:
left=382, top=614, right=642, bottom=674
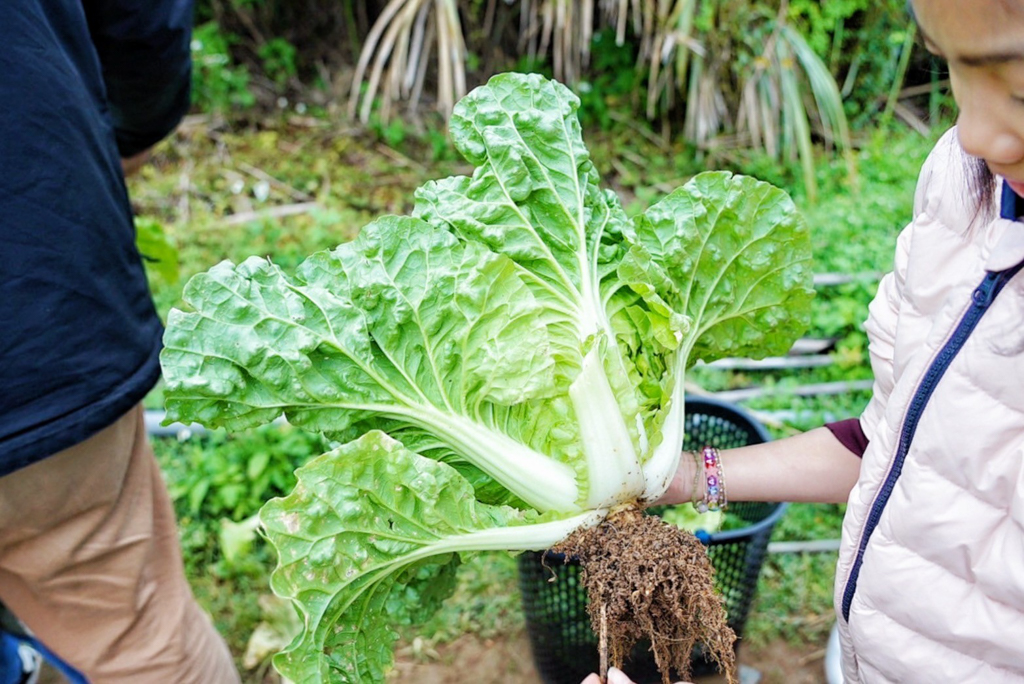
left=691, top=445, right=727, bottom=513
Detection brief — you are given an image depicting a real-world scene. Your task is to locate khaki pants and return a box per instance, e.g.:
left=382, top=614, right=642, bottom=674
left=0, top=406, right=240, bottom=683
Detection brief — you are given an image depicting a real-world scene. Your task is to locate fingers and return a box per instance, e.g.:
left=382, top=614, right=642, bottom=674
left=581, top=667, right=692, bottom=684
left=581, top=667, right=691, bottom=684
left=607, top=667, right=636, bottom=684
left=120, top=149, right=152, bottom=178
left=580, top=669, right=634, bottom=684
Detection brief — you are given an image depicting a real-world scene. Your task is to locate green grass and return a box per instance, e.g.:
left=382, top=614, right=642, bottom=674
left=743, top=503, right=845, bottom=647
left=402, top=552, right=525, bottom=644
left=746, top=550, right=839, bottom=647
left=137, top=111, right=948, bottom=673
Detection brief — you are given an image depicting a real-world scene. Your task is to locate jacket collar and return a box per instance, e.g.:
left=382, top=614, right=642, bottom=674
left=985, top=180, right=1024, bottom=272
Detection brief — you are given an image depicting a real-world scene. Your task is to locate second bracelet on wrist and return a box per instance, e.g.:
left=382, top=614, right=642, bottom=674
left=690, top=445, right=727, bottom=512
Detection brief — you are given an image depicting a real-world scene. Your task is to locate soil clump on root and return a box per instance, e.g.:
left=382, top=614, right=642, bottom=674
left=553, top=503, right=737, bottom=684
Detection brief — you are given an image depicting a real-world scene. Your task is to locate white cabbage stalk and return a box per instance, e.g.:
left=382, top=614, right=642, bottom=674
left=570, top=344, right=645, bottom=509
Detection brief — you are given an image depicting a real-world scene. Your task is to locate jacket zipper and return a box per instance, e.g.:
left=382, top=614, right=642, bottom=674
left=840, top=262, right=1024, bottom=622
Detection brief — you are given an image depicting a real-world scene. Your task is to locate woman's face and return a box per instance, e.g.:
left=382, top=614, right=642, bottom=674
left=912, top=0, right=1024, bottom=194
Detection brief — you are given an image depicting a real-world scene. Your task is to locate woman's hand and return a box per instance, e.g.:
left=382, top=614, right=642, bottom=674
left=653, top=449, right=699, bottom=506
left=581, top=667, right=692, bottom=684
left=120, top=149, right=151, bottom=178
left=581, top=668, right=633, bottom=684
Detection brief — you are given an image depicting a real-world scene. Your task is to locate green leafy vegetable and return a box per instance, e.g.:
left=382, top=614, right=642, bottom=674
left=161, top=72, right=813, bottom=682
left=260, top=431, right=600, bottom=681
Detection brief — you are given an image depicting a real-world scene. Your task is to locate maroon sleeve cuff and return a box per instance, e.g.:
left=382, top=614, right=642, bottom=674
left=825, top=418, right=869, bottom=458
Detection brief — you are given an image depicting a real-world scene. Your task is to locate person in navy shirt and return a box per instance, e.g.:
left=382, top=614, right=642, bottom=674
left=0, top=1, right=239, bottom=680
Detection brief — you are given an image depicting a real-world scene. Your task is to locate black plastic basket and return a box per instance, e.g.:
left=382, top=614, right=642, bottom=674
left=517, top=396, right=786, bottom=684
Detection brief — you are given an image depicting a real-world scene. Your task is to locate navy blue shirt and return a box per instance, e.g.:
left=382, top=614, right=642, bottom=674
left=0, top=0, right=193, bottom=475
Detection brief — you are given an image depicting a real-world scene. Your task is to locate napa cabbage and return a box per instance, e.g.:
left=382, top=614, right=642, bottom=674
left=160, top=72, right=812, bottom=683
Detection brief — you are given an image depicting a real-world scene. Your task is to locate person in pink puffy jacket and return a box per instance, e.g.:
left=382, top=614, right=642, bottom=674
left=584, top=0, right=1024, bottom=682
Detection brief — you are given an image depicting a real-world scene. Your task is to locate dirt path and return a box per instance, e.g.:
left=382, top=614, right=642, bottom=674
left=389, top=631, right=828, bottom=684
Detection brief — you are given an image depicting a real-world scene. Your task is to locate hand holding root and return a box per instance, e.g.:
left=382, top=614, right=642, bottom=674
left=580, top=668, right=692, bottom=684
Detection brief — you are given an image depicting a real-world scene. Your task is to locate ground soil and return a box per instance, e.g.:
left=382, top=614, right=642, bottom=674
left=389, top=630, right=828, bottom=683
left=37, top=630, right=827, bottom=683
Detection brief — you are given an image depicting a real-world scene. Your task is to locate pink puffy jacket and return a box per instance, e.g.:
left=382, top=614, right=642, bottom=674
left=835, top=128, right=1024, bottom=681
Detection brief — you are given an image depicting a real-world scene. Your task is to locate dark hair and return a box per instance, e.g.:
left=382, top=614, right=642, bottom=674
left=907, top=0, right=1000, bottom=220
left=965, top=151, right=997, bottom=222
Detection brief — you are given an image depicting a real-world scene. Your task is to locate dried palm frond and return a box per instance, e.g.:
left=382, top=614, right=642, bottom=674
left=681, top=52, right=728, bottom=148
left=736, top=21, right=857, bottom=202
left=349, top=0, right=466, bottom=122
left=645, top=0, right=699, bottom=119
left=590, top=0, right=855, bottom=199
left=520, top=0, right=596, bottom=84
left=348, top=0, right=857, bottom=198
left=594, top=0, right=701, bottom=119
